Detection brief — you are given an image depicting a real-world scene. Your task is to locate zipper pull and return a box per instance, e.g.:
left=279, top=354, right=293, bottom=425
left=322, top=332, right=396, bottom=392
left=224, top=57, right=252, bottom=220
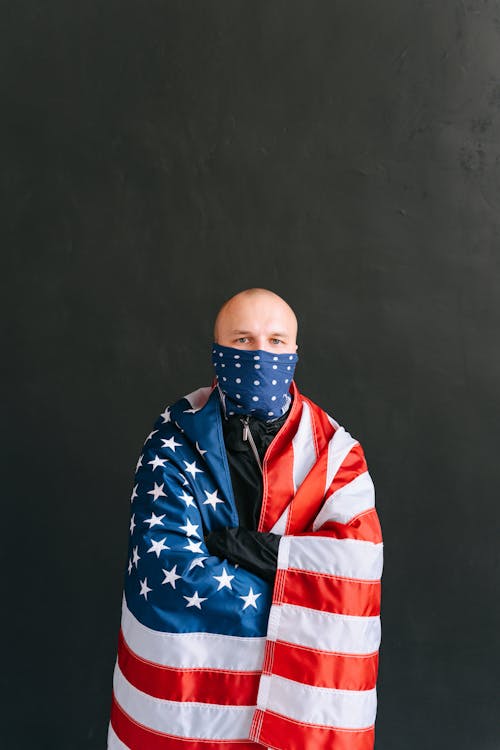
left=240, top=416, right=249, bottom=441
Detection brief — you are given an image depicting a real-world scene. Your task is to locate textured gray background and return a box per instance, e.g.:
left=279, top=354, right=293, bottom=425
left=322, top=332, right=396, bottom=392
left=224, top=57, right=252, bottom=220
left=2, top=1, right=499, bottom=747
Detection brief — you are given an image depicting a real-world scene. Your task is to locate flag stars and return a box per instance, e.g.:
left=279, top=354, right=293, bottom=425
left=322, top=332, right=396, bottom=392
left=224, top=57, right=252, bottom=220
left=183, top=460, right=204, bottom=479
left=130, top=484, right=139, bottom=503
left=196, top=441, right=207, bottom=457
left=148, top=455, right=168, bottom=471
left=178, top=490, right=195, bottom=508
left=179, top=519, right=200, bottom=538
left=135, top=455, right=143, bottom=472
left=160, top=406, right=171, bottom=423
left=139, top=578, right=152, bottom=600
left=239, top=587, right=262, bottom=610
left=144, top=512, right=166, bottom=528
left=147, top=537, right=170, bottom=558
left=178, top=473, right=190, bottom=487
left=189, top=557, right=207, bottom=570
left=213, top=568, right=234, bottom=591
left=162, top=565, right=181, bottom=589
left=130, top=514, right=136, bottom=534
left=147, top=482, right=167, bottom=501
left=132, top=546, right=140, bottom=568
left=161, top=436, right=182, bottom=452
left=144, top=430, right=158, bottom=444
left=183, top=591, right=207, bottom=609
left=184, top=538, right=203, bottom=554
left=127, top=558, right=133, bottom=575
left=203, top=489, right=224, bottom=511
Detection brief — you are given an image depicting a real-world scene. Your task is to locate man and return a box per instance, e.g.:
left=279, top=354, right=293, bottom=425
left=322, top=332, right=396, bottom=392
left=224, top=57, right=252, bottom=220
left=107, top=288, right=383, bottom=750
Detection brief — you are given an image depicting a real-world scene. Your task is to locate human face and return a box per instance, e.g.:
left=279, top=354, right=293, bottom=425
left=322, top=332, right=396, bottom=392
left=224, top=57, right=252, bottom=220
left=215, top=293, right=298, bottom=354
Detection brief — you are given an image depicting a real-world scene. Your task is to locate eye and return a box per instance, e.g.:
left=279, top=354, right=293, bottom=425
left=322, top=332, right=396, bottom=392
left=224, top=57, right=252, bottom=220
left=270, top=338, right=284, bottom=345
left=236, top=337, right=249, bottom=343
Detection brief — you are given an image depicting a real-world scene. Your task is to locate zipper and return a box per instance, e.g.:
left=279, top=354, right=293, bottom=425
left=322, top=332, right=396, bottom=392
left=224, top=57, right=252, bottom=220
left=240, top=416, right=263, bottom=474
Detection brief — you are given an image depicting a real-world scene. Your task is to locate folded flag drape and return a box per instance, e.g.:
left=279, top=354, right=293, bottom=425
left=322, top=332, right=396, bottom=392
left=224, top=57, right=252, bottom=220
left=108, top=379, right=383, bottom=750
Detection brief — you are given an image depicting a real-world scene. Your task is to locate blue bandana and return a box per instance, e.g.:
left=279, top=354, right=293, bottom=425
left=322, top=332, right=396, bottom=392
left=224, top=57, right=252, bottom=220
left=211, top=342, right=299, bottom=421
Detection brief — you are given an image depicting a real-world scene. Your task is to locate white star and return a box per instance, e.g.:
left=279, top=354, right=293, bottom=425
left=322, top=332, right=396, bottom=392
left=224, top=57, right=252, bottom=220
left=161, top=436, right=182, bottom=452
left=184, top=460, right=204, bottom=479
left=183, top=591, right=207, bottom=609
left=147, top=537, right=170, bottom=558
left=139, top=577, right=152, bottom=600
left=183, top=406, right=201, bottom=414
left=148, top=455, right=168, bottom=470
left=184, top=538, right=203, bottom=554
left=160, top=406, right=171, bottom=423
left=203, top=489, right=224, bottom=511
left=162, top=564, right=181, bottom=588
left=129, top=514, right=136, bottom=534
left=144, top=430, right=158, bottom=444
left=189, top=557, right=207, bottom=570
left=179, top=519, right=200, bottom=537
left=196, top=441, right=208, bottom=457
left=144, top=511, right=166, bottom=528
left=127, top=558, right=133, bottom=575
left=174, top=420, right=185, bottom=433
left=213, top=568, right=234, bottom=591
left=147, top=482, right=167, bottom=501
left=178, top=490, right=195, bottom=507
left=132, top=545, right=140, bottom=568
left=135, top=455, right=143, bottom=472
left=179, top=473, right=189, bottom=487
left=239, top=587, right=262, bottom=610
left=130, top=483, right=139, bottom=502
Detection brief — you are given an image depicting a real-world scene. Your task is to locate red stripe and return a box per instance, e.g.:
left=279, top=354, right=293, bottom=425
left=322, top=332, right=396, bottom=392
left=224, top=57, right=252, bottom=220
left=118, top=630, right=259, bottom=705
left=259, top=383, right=301, bottom=532
left=267, top=640, right=379, bottom=691
left=110, top=694, right=259, bottom=749
left=251, top=708, right=375, bottom=750
left=328, top=443, right=367, bottom=494
left=320, top=508, right=383, bottom=544
left=278, top=569, right=380, bottom=617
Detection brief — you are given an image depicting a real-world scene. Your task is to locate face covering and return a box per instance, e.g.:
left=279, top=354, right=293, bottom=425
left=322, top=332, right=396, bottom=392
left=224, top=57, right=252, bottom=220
left=211, top=342, right=299, bottom=421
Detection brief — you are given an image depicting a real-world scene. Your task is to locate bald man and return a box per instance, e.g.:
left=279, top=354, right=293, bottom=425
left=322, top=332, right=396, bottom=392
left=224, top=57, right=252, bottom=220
left=107, top=288, right=383, bottom=750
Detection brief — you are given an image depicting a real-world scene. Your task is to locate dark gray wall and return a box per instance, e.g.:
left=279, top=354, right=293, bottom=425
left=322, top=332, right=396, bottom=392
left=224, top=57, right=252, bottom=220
left=2, top=1, right=499, bottom=748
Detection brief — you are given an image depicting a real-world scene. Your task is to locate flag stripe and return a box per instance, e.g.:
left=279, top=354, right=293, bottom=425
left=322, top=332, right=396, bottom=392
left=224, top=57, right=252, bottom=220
left=291, top=401, right=318, bottom=492
left=324, top=427, right=359, bottom=495
left=319, top=508, right=383, bottom=544
left=108, top=724, right=130, bottom=750
left=113, top=662, right=255, bottom=740
left=267, top=603, right=381, bottom=655
left=111, top=695, right=257, bottom=749
left=278, top=534, right=383, bottom=580
left=279, top=570, right=381, bottom=617
left=257, top=673, right=376, bottom=730
left=269, top=640, right=379, bottom=691
left=251, top=709, right=375, bottom=750
left=118, top=629, right=260, bottom=705
left=314, top=472, right=375, bottom=529
left=121, top=598, right=265, bottom=671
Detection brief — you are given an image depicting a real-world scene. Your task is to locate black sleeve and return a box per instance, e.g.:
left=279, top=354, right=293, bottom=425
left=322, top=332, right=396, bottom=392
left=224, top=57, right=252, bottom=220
left=204, top=527, right=281, bottom=584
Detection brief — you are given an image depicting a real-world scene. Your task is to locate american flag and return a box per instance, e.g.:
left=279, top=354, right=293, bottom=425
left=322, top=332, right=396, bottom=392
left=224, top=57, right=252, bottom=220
left=108, top=380, right=383, bottom=750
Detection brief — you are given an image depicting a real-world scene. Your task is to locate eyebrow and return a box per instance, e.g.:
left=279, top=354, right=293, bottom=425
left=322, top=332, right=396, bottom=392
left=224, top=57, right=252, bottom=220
left=231, top=330, right=289, bottom=338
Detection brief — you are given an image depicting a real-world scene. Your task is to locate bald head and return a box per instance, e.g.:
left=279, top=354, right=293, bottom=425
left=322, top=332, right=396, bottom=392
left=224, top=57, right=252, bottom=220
left=213, top=288, right=298, bottom=354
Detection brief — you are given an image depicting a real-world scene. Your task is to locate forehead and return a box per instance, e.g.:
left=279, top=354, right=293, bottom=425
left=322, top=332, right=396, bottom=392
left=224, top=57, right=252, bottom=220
left=219, top=295, right=295, bottom=331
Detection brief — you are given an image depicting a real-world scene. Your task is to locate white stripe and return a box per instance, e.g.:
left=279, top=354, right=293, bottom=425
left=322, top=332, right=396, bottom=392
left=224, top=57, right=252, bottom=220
left=257, top=674, right=376, bottom=730
left=270, top=602, right=381, bottom=654
left=281, top=534, right=383, bottom=580
left=183, top=386, right=212, bottom=410
left=314, top=471, right=375, bottom=529
left=324, top=426, right=359, bottom=494
left=270, top=506, right=289, bottom=534
left=113, top=662, right=254, bottom=740
left=121, top=597, right=265, bottom=670
left=291, top=401, right=317, bottom=492
left=107, top=723, right=130, bottom=750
